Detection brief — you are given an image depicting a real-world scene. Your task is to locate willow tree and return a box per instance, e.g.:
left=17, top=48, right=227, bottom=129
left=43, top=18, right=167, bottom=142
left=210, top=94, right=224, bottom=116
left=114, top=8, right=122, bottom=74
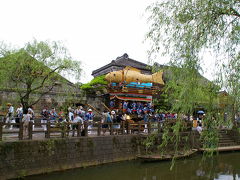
left=0, top=40, right=82, bottom=112
left=146, top=0, right=240, bottom=153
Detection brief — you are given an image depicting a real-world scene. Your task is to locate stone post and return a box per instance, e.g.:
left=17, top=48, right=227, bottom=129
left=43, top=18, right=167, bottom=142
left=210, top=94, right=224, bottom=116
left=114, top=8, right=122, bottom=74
left=110, top=122, right=113, bottom=135
left=18, top=122, right=23, bottom=140
left=46, top=121, right=50, bottom=138
left=121, top=121, right=125, bottom=135
left=97, top=122, right=101, bottom=136
left=28, top=121, right=33, bottom=140
left=138, top=121, right=141, bottom=134
left=158, top=121, right=161, bottom=134
left=84, top=121, right=88, bottom=137
left=148, top=122, right=151, bottom=134
left=127, top=122, right=130, bottom=134
left=61, top=122, right=66, bottom=138
left=77, top=122, right=81, bottom=137
left=0, top=122, right=3, bottom=141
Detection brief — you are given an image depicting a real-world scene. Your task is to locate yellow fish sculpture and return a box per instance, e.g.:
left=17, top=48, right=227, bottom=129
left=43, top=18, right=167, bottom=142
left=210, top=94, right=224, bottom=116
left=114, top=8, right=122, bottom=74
left=105, top=66, right=164, bottom=85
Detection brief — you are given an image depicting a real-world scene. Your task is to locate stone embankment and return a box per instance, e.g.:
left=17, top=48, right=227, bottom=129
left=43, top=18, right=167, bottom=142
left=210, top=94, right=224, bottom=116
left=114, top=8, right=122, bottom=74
left=0, top=135, right=140, bottom=180
left=0, top=130, right=239, bottom=180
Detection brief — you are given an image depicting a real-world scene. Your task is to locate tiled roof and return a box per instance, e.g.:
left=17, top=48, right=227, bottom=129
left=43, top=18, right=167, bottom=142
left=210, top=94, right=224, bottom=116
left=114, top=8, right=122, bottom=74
left=92, top=53, right=151, bottom=76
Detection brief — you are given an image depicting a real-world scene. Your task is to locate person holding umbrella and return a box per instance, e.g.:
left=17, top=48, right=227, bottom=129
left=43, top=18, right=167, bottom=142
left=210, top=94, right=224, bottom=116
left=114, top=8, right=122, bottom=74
left=197, top=110, right=204, bottom=114
left=197, top=110, right=205, bottom=125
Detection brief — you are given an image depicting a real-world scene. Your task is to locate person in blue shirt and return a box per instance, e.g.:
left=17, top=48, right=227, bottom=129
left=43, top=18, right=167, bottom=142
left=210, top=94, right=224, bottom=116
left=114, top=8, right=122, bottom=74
left=110, top=100, right=115, bottom=109
left=147, top=102, right=152, bottom=109
left=123, top=101, right=128, bottom=112
left=143, top=110, right=149, bottom=133
left=143, top=106, right=149, bottom=113
left=137, top=102, right=143, bottom=110
left=101, top=110, right=112, bottom=135
left=49, top=108, right=58, bottom=121
left=143, top=111, right=149, bottom=123
left=127, top=108, right=132, bottom=114
left=85, top=109, right=94, bottom=134
left=131, top=102, right=137, bottom=109
left=85, top=109, right=94, bottom=121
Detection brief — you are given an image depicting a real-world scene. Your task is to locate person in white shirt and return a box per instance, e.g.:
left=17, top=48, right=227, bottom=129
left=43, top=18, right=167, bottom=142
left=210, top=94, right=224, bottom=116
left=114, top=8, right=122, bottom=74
left=28, top=107, right=34, bottom=116
left=197, top=123, right=203, bottom=134
left=68, top=109, right=74, bottom=122
left=16, top=104, right=23, bottom=117
left=22, top=109, right=32, bottom=139
left=68, top=109, right=74, bottom=132
left=4, top=103, right=15, bottom=129
left=74, top=106, right=82, bottom=116
left=28, top=106, right=35, bottom=130
left=72, top=114, right=83, bottom=137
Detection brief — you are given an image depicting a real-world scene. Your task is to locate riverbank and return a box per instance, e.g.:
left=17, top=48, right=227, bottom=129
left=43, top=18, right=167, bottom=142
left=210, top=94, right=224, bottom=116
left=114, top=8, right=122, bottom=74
left=1, top=130, right=236, bottom=179
left=0, top=135, right=141, bottom=179
left=24, top=152, right=240, bottom=180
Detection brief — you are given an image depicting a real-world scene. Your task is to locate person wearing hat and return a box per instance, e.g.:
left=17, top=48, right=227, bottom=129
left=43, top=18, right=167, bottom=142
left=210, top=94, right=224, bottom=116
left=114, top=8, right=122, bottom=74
left=4, top=103, right=15, bottom=129
left=85, top=109, right=94, bottom=134
left=111, top=110, right=116, bottom=121
left=111, top=110, right=120, bottom=134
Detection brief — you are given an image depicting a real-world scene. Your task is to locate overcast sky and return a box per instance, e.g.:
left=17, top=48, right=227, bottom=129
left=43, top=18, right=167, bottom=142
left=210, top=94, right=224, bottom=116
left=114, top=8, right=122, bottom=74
left=0, top=0, right=214, bottom=83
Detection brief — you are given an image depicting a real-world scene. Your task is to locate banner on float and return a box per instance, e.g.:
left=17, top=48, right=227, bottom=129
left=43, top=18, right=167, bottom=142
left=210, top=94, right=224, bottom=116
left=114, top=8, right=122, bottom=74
left=110, top=92, right=152, bottom=102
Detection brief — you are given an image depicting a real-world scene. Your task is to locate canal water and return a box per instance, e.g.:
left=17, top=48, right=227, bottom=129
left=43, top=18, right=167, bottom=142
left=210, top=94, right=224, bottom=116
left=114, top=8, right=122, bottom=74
left=26, top=152, right=240, bottom=180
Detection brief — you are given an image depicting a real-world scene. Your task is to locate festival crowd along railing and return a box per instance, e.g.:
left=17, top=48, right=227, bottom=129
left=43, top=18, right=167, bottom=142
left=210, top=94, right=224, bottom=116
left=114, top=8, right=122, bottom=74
left=0, top=119, right=187, bottom=141
left=0, top=116, right=195, bottom=141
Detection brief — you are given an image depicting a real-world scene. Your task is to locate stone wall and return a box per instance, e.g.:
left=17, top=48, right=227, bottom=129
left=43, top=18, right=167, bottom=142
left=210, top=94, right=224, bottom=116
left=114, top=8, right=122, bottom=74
left=0, top=132, right=200, bottom=179
left=0, top=135, right=140, bottom=180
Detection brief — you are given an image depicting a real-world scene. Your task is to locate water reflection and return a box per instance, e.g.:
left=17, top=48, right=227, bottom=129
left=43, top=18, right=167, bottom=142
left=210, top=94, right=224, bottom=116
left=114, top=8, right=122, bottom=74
left=25, top=152, right=240, bottom=180
left=215, top=174, right=239, bottom=180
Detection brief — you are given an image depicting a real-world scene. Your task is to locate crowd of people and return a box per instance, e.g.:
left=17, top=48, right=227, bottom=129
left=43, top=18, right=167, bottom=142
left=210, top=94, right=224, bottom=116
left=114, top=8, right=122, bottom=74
left=110, top=100, right=155, bottom=115
left=1, top=101, right=235, bottom=139
left=1, top=103, right=35, bottom=138
left=1, top=103, right=96, bottom=137
left=109, top=100, right=179, bottom=122
left=1, top=102, right=179, bottom=127
left=40, top=106, right=95, bottom=134
left=2, top=103, right=34, bottom=130
left=1, top=101, right=193, bottom=137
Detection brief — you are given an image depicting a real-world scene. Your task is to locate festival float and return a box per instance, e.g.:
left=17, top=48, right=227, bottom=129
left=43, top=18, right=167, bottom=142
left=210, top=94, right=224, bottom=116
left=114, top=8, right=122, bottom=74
left=104, top=66, right=164, bottom=121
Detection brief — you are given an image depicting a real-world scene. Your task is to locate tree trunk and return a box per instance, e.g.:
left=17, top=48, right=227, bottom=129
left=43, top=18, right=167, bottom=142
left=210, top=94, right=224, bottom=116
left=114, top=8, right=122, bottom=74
left=21, top=95, right=30, bottom=114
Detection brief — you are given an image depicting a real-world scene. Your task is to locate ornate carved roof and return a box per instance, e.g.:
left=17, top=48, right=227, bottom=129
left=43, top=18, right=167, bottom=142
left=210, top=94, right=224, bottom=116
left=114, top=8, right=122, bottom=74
left=91, top=53, right=152, bottom=77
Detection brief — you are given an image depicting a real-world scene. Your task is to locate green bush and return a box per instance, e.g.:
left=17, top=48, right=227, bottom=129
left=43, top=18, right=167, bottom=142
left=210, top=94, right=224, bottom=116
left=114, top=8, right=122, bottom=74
left=80, top=75, right=107, bottom=90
